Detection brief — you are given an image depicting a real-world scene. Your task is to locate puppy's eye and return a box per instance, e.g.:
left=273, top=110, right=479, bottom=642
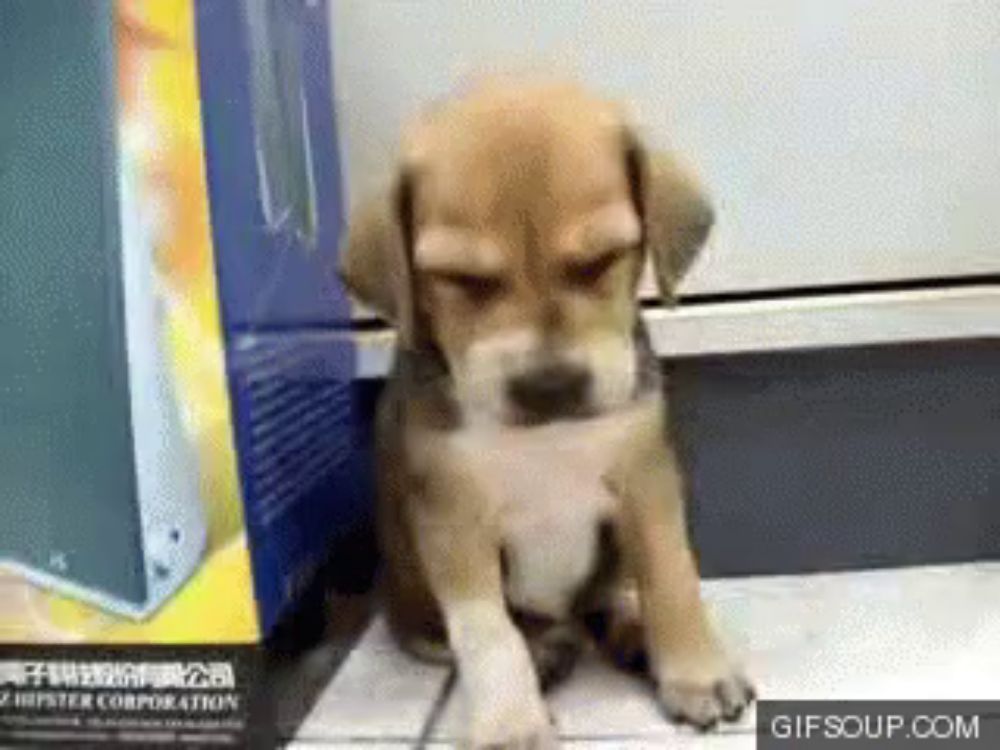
left=563, top=249, right=625, bottom=287
left=436, top=272, right=505, bottom=304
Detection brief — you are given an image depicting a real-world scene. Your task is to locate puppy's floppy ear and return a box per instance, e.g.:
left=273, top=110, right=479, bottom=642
left=625, top=134, right=714, bottom=303
left=338, top=175, right=419, bottom=341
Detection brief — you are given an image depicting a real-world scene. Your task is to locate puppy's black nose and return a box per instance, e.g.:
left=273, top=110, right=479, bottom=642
left=506, top=364, right=592, bottom=422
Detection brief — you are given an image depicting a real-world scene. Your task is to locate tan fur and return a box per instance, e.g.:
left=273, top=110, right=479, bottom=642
left=340, top=81, right=711, bottom=331
left=341, top=79, right=753, bottom=748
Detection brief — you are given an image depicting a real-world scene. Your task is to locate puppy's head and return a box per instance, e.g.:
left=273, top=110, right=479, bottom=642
left=341, top=80, right=713, bottom=426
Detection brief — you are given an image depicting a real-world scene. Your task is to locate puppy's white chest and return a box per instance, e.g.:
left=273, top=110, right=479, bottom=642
left=451, top=413, right=635, bottom=617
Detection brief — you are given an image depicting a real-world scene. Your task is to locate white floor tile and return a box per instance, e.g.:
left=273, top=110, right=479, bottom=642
left=709, top=562, right=1000, bottom=702
left=299, top=562, right=1000, bottom=746
left=297, top=617, right=450, bottom=742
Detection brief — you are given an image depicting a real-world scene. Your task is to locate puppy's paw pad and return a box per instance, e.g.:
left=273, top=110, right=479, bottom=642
left=659, top=671, right=755, bottom=731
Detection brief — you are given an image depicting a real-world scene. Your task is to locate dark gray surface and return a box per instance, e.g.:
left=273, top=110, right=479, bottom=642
left=669, top=341, right=1000, bottom=577
left=0, top=1, right=146, bottom=604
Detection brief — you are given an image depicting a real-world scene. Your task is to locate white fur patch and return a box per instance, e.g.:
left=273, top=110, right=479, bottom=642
left=452, top=328, right=540, bottom=425
left=568, top=333, right=636, bottom=411
left=444, top=599, right=551, bottom=744
left=448, top=405, right=646, bottom=618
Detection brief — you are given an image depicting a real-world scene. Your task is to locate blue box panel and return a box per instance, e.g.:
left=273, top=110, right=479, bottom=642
left=196, top=0, right=349, bottom=331
left=196, top=0, right=363, bottom=634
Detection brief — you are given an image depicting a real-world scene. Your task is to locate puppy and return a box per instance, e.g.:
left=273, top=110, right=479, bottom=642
left=340, top=79, right=754, bottom=749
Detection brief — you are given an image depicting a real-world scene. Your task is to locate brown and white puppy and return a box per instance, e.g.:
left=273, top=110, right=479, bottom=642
left=340, top=80, right=754, bottom=749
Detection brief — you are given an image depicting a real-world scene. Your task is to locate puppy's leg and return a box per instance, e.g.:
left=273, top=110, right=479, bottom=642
left=375, top=391, right=453, bottom=665
left=513, top=610, right=585, bottom=693
left=607, top=412, right=755, bottom=732
left=413, top=452, right=556, bottom=749
left=572, top=523, right=648, bottom=676
left=580, top=582, right=649, bottom=677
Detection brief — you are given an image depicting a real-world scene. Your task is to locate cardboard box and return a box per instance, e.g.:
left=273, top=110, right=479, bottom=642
left=0, top=1, right=362, bottom=745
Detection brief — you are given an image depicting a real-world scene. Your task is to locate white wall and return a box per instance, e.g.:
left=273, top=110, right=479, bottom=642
left=330, top=0, right=1000, bottom=297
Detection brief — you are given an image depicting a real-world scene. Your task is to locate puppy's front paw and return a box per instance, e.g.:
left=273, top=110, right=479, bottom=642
left=657, top=660, right=755, bottom=732
left=462, top=680, right=558, bottom=750
left=464, top=714, right=558, bottom=750
left=469, top=726, right=558, bottom=750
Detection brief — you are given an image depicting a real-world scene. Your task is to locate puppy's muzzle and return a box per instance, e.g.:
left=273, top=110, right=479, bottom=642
left=506, top=363, right=593, bottom=424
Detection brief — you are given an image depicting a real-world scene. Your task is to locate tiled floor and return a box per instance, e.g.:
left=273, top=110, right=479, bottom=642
left=291, top=563, right=1000, bottom=748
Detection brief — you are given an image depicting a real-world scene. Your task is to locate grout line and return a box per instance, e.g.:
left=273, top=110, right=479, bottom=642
left=413, top=666, right=458, bottom=750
